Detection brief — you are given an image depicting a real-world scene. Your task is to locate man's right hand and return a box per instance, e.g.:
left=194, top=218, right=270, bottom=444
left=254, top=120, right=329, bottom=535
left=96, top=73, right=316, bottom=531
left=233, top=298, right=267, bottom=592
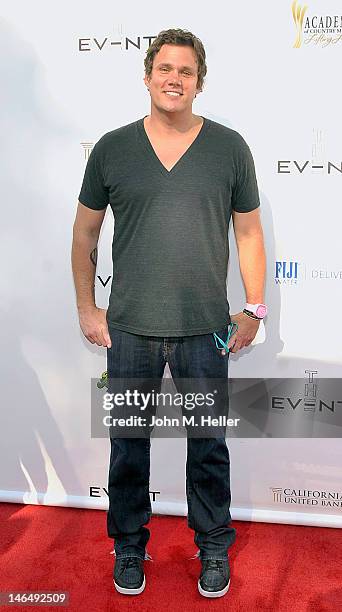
left=78, top=306, right=112, bottom=348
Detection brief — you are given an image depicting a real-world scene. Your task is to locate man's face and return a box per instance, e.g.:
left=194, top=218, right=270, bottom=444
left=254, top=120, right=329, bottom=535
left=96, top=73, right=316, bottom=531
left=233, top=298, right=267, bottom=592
left=144, top=44, right=201, bottom=115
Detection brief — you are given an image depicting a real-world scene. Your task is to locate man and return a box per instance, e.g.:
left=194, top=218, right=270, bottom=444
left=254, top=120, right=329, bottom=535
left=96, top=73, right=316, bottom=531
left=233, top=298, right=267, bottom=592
left=72, top=28, right=266, bottom=598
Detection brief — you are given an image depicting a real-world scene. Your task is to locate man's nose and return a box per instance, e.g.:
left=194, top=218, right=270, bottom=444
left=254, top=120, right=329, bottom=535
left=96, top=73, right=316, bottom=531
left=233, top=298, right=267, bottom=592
left=167, top=70, right=182, bottom=83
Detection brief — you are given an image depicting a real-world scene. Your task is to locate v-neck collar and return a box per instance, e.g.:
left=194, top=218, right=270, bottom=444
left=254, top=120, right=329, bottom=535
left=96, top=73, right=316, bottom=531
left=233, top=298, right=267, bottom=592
left=136, top=115, right=210, bottom=178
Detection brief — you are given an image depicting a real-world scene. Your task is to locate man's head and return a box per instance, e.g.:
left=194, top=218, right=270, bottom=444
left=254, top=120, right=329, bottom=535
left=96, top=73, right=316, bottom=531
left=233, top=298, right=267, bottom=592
left=143, top=28, right=207, bottom=115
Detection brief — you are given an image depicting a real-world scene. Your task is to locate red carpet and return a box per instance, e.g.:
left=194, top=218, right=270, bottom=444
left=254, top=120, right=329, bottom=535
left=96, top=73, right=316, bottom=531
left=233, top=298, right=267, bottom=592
left=0, top=502, right=341, bottom=611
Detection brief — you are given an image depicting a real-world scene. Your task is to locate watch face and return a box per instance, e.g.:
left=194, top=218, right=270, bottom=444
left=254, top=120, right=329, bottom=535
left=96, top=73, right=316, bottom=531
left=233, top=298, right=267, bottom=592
left=256, top=304, right=267, bottom=318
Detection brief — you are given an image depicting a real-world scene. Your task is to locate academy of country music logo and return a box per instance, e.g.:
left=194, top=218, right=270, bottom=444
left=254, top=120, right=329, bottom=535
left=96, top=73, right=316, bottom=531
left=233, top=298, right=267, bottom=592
left=292, top=0, right=342, bottom=48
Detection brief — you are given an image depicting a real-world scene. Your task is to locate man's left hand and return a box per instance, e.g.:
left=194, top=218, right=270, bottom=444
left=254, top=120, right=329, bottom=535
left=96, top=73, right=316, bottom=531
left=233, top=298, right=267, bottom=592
left=223, top=311, right=261, bottom=354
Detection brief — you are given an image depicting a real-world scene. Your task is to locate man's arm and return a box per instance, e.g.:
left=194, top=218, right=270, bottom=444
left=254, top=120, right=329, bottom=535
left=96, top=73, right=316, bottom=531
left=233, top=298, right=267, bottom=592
left=227, top=207, right=266, bottom=353
left=232, top=207, right=266, bottom=303
left=71, top=201, right=111, bottom=347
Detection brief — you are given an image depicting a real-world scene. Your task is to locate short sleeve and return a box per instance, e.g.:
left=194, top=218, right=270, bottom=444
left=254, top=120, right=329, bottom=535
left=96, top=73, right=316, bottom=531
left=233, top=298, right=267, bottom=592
left=231, top=137, right=260, bottom=213
left=78, top=141, right=109, bottom=210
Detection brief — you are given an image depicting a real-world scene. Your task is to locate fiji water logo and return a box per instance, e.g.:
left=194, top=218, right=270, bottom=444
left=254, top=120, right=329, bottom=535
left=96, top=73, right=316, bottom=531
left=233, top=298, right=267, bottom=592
left=275, top=261, right=300, bottom=284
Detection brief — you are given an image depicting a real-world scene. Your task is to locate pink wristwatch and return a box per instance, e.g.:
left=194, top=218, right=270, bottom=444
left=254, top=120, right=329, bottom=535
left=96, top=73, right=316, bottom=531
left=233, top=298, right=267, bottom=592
left=244, top=303, right=268, bottom=319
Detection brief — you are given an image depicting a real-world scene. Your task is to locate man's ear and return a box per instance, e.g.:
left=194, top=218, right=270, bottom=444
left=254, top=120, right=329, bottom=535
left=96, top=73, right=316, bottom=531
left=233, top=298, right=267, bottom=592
left=144, top=74, right=150, bottom=88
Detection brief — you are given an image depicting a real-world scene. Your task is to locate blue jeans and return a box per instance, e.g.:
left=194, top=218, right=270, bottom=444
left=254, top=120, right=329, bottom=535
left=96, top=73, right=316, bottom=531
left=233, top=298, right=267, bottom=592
left=106, top=325, right=236, bottom=561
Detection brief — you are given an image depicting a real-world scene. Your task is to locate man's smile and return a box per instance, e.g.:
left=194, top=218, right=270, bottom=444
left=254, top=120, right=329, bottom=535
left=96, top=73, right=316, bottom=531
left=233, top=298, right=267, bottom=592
left=164, top=91, right=183, bottom=97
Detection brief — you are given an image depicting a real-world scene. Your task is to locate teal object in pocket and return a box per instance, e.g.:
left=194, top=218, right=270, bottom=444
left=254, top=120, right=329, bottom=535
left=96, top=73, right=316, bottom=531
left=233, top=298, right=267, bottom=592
left=213, top=322, right=238, bottom=353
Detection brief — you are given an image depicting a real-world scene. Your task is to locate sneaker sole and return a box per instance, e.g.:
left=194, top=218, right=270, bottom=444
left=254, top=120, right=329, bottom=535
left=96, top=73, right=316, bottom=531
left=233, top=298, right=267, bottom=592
left=113, top=574, right=146, bottom=595
left=198, top=578, right=230, bottom=598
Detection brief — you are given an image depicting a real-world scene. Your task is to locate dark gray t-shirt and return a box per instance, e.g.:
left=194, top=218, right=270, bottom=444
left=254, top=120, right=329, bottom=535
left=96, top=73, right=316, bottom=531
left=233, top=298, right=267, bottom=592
left=78, top=116, right=260, bottom=336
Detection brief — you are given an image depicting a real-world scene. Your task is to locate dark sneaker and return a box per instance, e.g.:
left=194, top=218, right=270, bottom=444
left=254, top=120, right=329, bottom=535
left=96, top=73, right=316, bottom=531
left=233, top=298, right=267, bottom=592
left=113, top=556, right=145, bottom=595
left=198, top=557, right=231, bottom=598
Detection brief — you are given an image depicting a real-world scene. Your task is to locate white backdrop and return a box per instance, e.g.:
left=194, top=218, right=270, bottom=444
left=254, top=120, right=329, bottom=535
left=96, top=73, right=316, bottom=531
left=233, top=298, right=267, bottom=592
left=1, top=0, right=342, bottom=528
